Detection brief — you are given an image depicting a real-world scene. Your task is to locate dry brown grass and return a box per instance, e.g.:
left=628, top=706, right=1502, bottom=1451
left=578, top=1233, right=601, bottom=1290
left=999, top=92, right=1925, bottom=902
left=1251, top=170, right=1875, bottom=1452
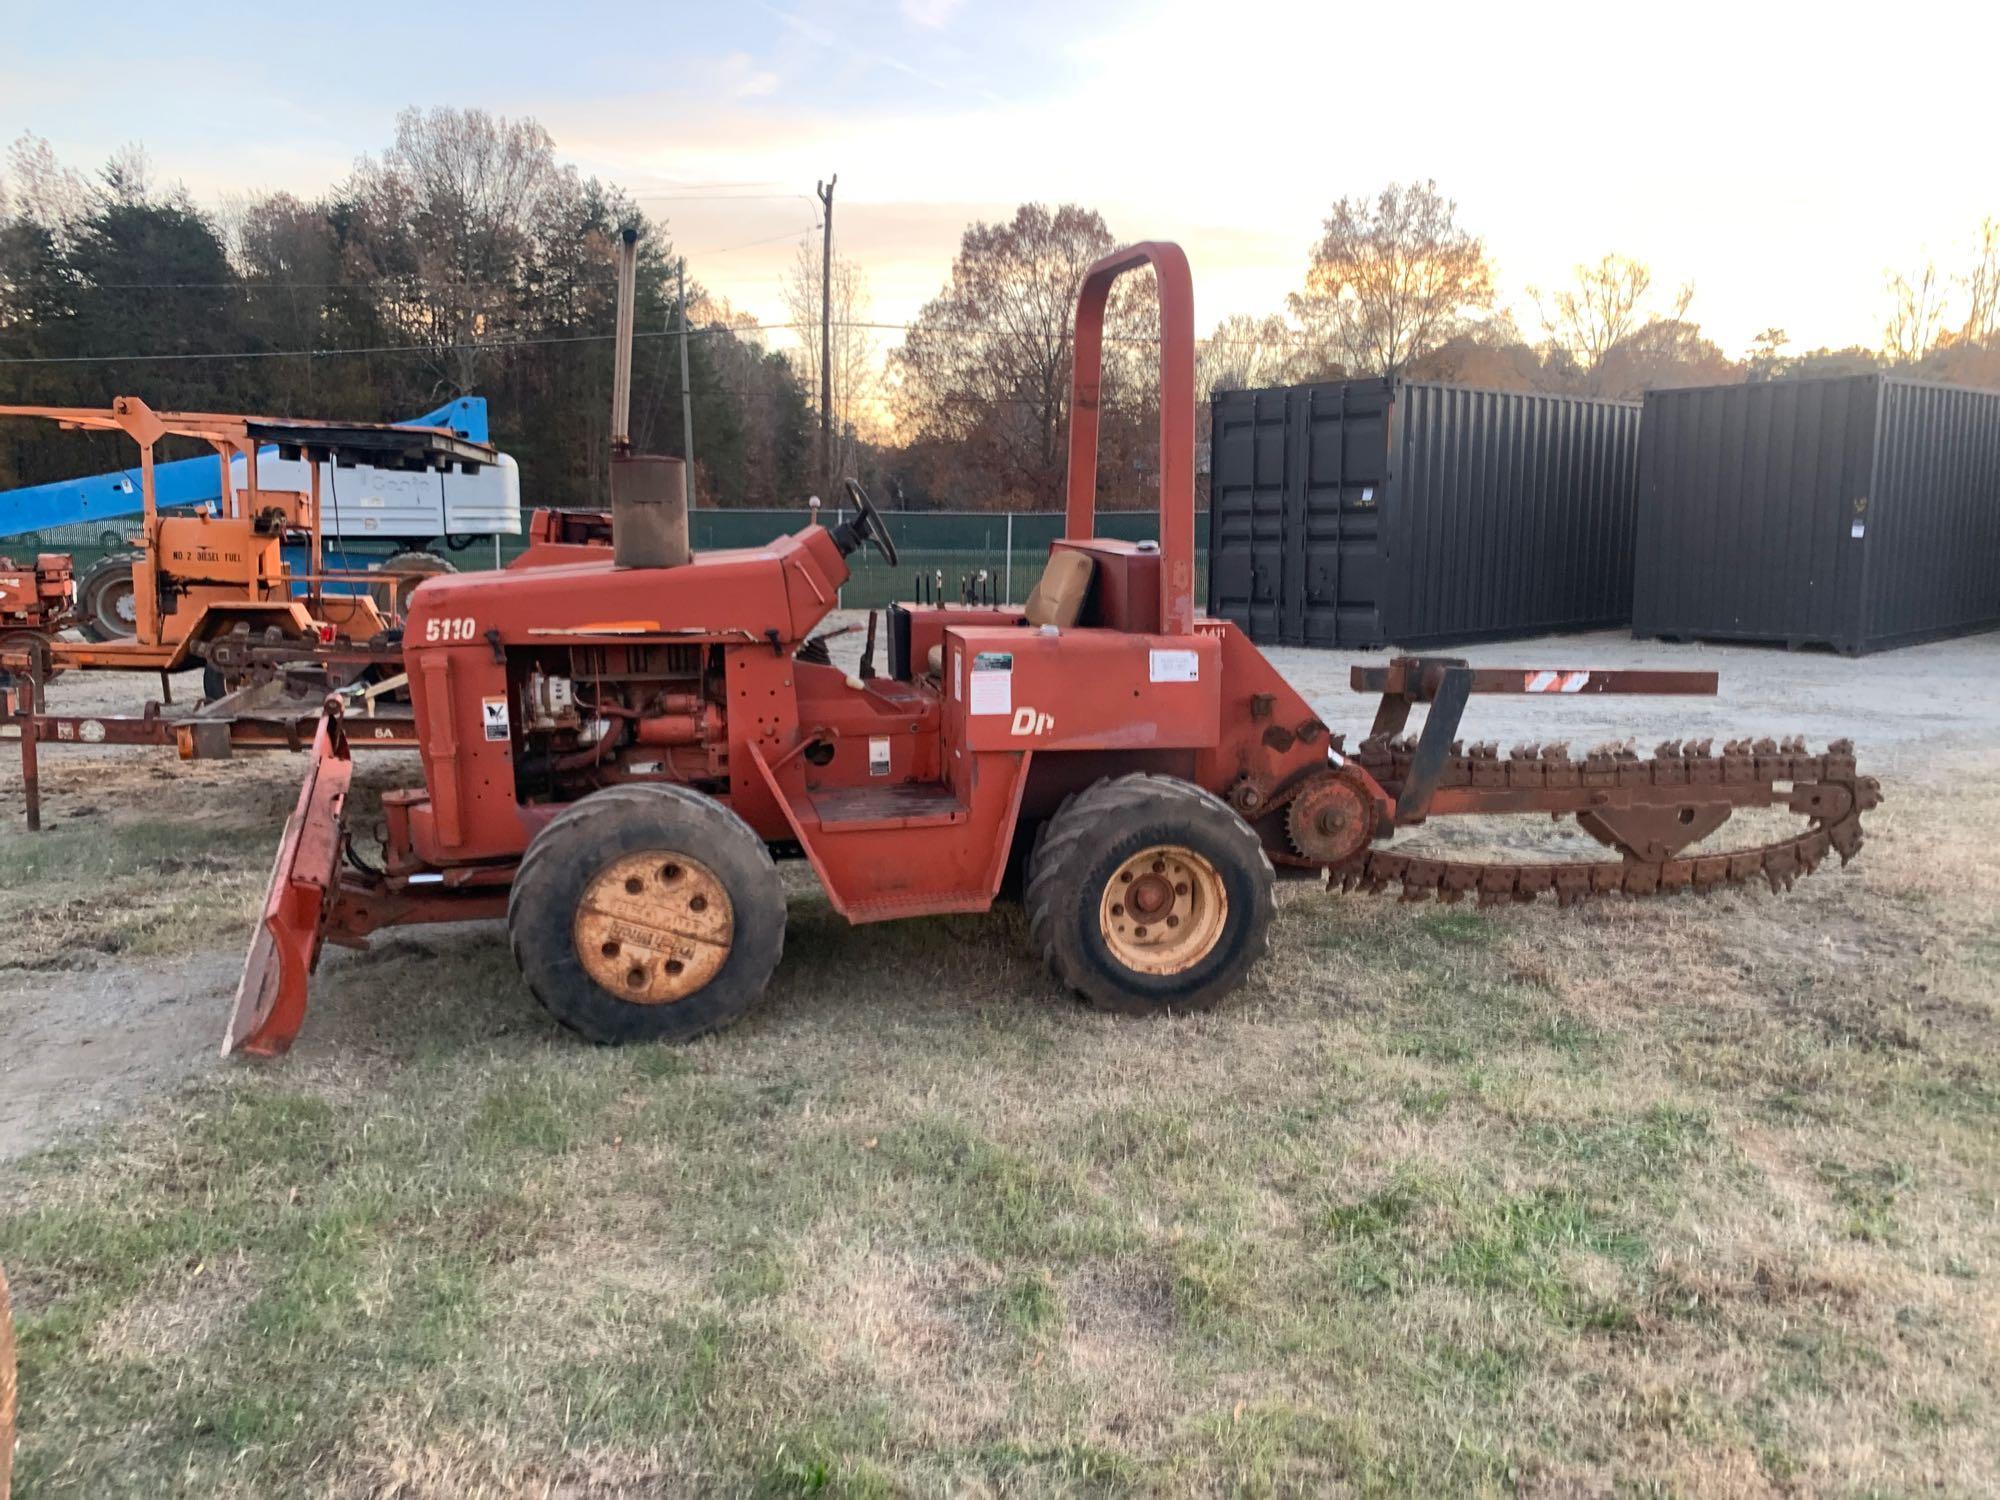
left=0, top=748, right=1996, bottom=1495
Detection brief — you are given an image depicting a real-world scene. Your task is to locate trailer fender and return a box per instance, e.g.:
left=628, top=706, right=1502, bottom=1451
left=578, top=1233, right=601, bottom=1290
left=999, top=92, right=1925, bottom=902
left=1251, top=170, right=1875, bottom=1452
left=225, top=702, right=353, bottom=1058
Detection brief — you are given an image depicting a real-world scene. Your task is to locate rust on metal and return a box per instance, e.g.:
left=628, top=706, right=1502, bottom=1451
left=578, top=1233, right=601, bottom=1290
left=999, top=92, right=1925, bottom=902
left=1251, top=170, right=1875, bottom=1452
left=1284, top=771, right=1376, bottom=866
left=1099, top=844, right=1228, bottom=975
left=1326, top=733, right=1880, bottom=906
left=1351, top=658, right=1719, bottom=700
left=224, top=703, right=354, bottom=1058
left=572, top=851, right=734, bottom=1004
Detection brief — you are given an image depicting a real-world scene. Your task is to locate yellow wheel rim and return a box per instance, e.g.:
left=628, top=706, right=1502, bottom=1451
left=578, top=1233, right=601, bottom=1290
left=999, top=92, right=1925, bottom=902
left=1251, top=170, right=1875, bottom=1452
left=574, top=851, right=735, bottom=1004
left=1098, top=844, right=1228, bottom=976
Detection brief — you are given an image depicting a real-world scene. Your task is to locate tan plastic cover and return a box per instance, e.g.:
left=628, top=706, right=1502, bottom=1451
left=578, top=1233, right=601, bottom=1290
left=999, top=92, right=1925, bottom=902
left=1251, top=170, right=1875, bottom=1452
left=1024, top=550, right=1094, bottom=629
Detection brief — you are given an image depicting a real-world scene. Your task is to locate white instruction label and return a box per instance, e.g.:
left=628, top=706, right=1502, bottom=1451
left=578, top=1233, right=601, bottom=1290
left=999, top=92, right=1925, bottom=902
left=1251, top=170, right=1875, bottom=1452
left=869, top=736, right=891, bottom=776
left=481, top=695, right=510, bottom=741
left=1850, top=520, right=1866, bottom=538
left=970, top=651, right=1013, bottom=715
left=1149, top=649, right=1200, bottom=683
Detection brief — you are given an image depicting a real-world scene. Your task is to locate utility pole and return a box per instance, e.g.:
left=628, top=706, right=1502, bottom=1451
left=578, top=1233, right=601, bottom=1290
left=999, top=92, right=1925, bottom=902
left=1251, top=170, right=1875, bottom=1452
left=677, top=255, right=696, bottom=505
left=816, top=173, right=837, bottom=497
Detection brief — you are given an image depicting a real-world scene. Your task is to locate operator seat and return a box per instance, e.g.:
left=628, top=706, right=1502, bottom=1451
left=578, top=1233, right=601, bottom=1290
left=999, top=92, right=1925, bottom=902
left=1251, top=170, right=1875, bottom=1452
left=922, top=549, right=1097, bottom=677
left=1023, top=548, right=1094, bottom=628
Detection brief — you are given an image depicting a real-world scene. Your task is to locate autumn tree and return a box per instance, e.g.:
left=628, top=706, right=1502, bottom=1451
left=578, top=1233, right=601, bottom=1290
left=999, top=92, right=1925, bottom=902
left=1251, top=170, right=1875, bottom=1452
left=1288, top=181, right=1493, bottom=378
left=1406, top=315, right=1544, bottom=391
left=893, top=203, right=1129, bottom=507
left=1746, top=327, right=1790, bottom=381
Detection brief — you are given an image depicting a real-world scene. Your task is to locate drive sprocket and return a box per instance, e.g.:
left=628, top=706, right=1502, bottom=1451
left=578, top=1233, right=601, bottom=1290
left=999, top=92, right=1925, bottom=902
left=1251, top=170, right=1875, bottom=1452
left=1284, top=771, right=1375, bottom=866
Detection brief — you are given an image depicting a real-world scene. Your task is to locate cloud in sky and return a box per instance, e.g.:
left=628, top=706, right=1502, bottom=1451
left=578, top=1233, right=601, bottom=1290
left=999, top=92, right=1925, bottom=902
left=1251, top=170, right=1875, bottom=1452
left=5, top=0, right=1999, bottom=356
left=900, top=0, right=966, bottom=27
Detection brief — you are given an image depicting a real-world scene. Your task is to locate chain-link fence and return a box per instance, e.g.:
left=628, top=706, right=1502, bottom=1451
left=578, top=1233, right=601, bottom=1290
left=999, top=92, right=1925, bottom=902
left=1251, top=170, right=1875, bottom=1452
left=654, top=508, right=1211, bottom=611
left=4, top=507, right=1211, bottom=612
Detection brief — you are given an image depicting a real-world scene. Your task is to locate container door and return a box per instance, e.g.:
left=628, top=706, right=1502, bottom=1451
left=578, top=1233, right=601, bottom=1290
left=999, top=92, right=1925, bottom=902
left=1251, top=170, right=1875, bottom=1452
left=1294, top=381, right=1389, bottom=647
left=1206, top=389, right=1288, bottom=639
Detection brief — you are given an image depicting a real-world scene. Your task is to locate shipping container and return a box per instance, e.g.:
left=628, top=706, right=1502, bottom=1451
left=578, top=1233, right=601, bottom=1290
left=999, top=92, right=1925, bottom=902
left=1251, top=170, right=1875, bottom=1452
left=1634, top=374, right=2000, bottom=654
left=1207, top=378, right=1641, bottom=648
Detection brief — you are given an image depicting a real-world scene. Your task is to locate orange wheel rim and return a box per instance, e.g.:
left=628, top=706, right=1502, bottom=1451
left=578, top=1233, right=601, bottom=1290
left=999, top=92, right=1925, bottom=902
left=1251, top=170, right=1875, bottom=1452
left=573, top=852, right=734, bottom=1004
left=1098, top=844, right=1228, bottom=976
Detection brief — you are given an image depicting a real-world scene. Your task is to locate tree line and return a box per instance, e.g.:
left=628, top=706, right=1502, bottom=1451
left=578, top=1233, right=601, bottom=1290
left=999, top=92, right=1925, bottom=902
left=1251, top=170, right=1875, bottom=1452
left=0, top=114, right=812, bottom=511
left=4, top=121, right=1996, bottom=518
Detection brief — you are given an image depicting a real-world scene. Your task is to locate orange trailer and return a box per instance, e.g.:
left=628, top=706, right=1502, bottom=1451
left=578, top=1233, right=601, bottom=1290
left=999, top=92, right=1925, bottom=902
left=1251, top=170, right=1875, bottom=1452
left=0, top=398, right=496, bottom=682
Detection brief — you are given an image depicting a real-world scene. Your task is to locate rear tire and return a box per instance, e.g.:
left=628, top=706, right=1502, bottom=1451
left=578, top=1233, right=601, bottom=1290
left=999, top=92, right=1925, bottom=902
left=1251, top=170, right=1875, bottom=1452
left=369, top=549, right=456, bottom=618
left=508, top=785, right=786, bottom=1044
left=77, top=552, right=140, bottom=641
left=1025, top=773, right=1275, bottom=1016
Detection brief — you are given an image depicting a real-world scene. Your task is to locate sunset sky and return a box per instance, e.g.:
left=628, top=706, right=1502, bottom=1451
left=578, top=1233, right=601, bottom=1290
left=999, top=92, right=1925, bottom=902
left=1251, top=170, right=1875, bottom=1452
left=4, top=0, right=1997, bottom=363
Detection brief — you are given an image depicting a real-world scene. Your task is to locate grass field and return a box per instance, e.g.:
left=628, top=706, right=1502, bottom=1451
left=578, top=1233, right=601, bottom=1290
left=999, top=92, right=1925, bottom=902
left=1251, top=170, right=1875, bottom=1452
left=1, top=746, right=1997, bottom=1496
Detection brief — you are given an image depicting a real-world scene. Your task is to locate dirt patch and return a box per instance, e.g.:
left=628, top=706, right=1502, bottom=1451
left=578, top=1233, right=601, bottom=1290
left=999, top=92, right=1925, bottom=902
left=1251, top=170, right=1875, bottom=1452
left=0, top=953, right=239, bottom=1161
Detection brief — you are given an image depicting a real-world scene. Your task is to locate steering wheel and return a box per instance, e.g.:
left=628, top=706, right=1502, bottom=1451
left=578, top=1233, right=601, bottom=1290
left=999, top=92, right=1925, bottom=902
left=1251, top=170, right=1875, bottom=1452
left=842, top=478, right=899, bottom=568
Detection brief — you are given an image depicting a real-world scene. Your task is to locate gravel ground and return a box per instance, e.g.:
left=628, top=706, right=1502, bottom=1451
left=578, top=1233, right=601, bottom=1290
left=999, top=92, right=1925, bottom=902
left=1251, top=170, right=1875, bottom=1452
left=21, top=617, right=1999, bottom=775
left=799, top=612, right=2000, bottom=777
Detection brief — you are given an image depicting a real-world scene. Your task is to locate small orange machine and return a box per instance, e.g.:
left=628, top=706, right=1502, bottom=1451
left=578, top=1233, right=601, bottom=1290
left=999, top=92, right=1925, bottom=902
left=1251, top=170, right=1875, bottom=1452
left=0, top=551, right=72, bottom=668
left=0, top=398, right=497, bottom=679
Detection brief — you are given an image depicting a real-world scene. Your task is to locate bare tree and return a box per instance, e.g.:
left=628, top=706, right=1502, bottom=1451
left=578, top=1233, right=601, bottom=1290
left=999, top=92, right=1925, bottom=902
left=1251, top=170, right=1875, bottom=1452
left=1959, top=219, right=1999, bottom=347
left=3, top=133, right=88, bottom=233
left=1535, top=255, right=1648, bottom=372
left=1287, top=181, right=1493, bottom=378
left=345, top=108, right=569, bottom=391
left=1883, top=261, right=1948, bottom=365
left=780, top=240, right=879, bottom=485
left=1197, top=313, right=1304, bottom=398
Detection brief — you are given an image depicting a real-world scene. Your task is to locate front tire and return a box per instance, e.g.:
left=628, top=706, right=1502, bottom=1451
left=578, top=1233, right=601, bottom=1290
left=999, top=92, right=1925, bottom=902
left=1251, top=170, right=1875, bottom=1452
left=508, top=785, right=786, bottom=1044
left=1025, top=773, right=1276, bottom=1016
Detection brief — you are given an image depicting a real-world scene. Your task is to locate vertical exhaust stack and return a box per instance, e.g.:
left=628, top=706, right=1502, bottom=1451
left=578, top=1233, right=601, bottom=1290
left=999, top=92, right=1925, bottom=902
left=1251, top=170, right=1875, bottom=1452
left=608, top=226, right=690, bottom=571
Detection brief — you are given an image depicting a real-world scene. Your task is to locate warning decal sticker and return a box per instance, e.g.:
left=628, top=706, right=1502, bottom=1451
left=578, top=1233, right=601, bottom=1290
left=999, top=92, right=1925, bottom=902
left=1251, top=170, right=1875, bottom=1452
left=481, top=695, right=511, bottom=741
left=970, top=651, right=1013, bottom=716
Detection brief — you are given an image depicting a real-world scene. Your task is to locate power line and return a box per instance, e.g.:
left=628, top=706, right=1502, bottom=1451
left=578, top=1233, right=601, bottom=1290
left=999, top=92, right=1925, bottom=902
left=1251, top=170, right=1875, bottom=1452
left=690, top=223, right=820, bottom=257
left=0, top=314, right=1325, bottom=367
left=0, top=322, right=814, bottom=366
left=630, top=192, right=813, bottom=203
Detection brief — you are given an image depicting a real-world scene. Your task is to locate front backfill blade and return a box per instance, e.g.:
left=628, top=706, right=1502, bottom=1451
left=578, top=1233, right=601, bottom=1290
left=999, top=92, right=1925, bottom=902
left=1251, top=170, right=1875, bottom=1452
left=224, top=703, right=353, bottom=1058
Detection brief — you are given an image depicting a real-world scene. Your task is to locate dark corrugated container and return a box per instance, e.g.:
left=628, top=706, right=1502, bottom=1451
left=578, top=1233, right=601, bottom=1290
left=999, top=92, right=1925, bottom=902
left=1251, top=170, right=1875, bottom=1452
left=1207, top=378, right=1642, bottom=648
left=1634, top=375, right=2000, bottom=654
